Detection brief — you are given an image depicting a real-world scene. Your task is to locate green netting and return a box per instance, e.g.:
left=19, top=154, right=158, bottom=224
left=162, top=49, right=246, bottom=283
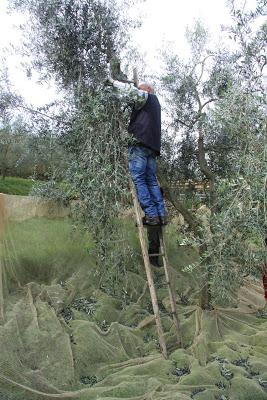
left=0, top=194, right=267, bottom=400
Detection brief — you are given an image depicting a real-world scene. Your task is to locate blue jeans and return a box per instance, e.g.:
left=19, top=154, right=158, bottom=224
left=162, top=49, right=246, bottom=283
left=128, top=146, right=166, bottom=217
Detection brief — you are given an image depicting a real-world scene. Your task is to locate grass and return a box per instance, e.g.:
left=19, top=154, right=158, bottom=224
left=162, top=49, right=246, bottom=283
left=0, top=176, right=36, bottom=195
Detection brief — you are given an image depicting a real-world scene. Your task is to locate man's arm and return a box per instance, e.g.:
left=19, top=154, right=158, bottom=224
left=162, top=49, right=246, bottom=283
left=108, top=78, right=148, bottom=110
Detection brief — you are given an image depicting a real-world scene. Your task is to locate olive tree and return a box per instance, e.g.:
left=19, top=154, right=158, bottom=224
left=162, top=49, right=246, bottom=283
left=160, top=2, right=266, bottom=308
left=10, top=0, right=139, bottom=295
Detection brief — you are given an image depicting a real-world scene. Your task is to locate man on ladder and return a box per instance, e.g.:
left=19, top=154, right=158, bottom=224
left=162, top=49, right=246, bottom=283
left=107, top=78, right=168, bottom=227
left=107, top=75, right=181, bottom=358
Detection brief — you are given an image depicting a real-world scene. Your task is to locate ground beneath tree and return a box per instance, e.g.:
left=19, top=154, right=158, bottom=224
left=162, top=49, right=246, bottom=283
left=0, top=217, right=266, bottom=400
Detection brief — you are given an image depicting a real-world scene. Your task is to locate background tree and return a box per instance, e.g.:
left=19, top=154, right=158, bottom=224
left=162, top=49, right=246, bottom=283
left=0, top=117, right=28, bottom=180
left=0, top=65, right=64, bottom=181
left=0, top=62, right=27, bottom=179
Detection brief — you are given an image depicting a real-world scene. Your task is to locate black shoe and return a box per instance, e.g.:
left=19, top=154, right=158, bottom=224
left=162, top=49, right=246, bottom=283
left=142, top=216, right=161, bottom=226
left=160, top=215, right=168, bottom=226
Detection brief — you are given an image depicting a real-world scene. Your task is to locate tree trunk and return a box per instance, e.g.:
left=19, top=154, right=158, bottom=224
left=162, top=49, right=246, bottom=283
left=197, top=128, right=215, bottom=213
left=199, top=244, right=213, bottom=310
left=159, top=155, right=214, bottom=310
left=158, top=179, right=200, bottom=236
left=196, top=125, right=216, bottom=309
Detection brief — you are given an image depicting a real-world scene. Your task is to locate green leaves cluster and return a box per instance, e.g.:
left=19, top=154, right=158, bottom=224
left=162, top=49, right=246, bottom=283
left=63, top=88, right=130, bottom=224
left=8, top=0, right=138, bottom=297
left=11, top=0, right=128, bottom=90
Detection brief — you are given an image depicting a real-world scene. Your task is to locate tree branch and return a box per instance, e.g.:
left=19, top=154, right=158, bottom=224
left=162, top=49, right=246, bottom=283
left=14, top=104, right=65, bottom=122
left=190, top=54, right=214, bottom=85
left=158, top=174, right=201, bottom=236
left=200, top=98, right=218, bottom=111
left=174, top=118, right=191, bottom=128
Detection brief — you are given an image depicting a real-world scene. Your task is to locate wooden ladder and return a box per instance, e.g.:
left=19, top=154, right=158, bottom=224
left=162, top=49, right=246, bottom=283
left=130, top=183, right=181, bottom=359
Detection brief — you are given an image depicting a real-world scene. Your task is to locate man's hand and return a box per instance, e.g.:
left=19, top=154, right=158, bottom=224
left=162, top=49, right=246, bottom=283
left=103, top=77, right=114, bottom=86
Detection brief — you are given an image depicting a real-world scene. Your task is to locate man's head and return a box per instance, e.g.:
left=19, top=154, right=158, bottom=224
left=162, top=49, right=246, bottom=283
left=138, top=82, right=154, bottom=94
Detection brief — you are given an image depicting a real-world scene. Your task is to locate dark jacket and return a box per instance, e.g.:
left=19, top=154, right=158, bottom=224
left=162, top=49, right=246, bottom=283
left=128, top=93, right=161, bottom=154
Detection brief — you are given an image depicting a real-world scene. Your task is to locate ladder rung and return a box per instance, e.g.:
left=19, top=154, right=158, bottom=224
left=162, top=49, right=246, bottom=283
left=143, top=225, right=162, bottom=229
left=135, top=223, right=162, bottom=230
left=149, top=253, right=165, bottom=257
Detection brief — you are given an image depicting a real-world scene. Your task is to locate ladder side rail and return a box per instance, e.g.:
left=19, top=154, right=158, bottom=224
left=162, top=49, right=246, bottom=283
left=159, top=230, right=182, bottom=347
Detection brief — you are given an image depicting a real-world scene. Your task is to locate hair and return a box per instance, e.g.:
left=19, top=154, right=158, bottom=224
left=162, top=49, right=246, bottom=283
left=138, top=82, right=155, bottom=94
